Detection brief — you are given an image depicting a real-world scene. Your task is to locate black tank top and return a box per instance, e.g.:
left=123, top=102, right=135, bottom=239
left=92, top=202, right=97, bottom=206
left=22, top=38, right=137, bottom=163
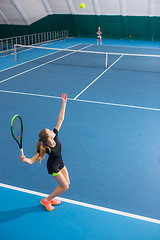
left=46, top=128, right=62, bottom=164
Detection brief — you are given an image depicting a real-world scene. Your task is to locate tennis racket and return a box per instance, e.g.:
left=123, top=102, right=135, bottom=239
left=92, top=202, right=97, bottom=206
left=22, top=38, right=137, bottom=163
left=10, top=114, right=24, bottom=156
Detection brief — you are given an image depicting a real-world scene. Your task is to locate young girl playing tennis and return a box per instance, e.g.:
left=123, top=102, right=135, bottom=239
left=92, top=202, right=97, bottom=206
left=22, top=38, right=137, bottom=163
left=96, top=26, right=102, bottom=44
left=19, top=93, right=70, bottom=211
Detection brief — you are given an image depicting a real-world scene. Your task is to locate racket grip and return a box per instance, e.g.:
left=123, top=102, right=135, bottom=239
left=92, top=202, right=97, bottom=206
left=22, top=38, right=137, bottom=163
left=20, top=148, right=24, bottom=156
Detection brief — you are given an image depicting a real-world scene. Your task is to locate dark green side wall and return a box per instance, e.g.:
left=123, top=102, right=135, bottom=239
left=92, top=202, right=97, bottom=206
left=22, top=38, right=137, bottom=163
left=0, top=14, right=160, bottom=41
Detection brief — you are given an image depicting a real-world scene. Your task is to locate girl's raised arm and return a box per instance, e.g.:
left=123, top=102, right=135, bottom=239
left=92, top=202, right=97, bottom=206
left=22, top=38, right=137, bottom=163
left=55, top=94, right=67, bottom=131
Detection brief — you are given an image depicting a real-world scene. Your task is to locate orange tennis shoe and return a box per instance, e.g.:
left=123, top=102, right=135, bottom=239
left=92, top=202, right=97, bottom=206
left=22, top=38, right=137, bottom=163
left=40, top=198, right=54, bottom=211
left=50, top=199, right=61, bottom=205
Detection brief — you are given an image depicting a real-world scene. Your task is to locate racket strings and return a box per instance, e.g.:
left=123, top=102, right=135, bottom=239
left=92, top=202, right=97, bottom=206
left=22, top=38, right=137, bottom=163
left=12, top=117, right=22, bottom=140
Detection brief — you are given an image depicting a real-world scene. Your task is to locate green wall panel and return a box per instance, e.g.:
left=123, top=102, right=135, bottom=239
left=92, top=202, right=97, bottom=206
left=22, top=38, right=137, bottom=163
left=0, top=24, right=30, bottom=38
left=153, top=17, right=160, bottom=41
left=53, top=14, right=77, bottom=36
left=102, top=16, right=122, bottom=39
left=76, top=15, right=97, bottom=37
left=30, top=15, right=54, bottom=33
left=0, top=14, right=160, bottom=41
left=126, top=16, right=148, bottom=40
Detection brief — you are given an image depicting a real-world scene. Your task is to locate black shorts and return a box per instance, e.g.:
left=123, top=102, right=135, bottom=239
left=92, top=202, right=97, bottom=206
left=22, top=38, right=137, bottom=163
left=47, top=159, right=65, bottom=176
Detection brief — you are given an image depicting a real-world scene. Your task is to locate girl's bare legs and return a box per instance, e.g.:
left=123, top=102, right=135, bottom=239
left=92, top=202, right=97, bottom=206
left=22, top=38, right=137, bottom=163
left=60, top=166, right=70, bottom=185
left=100, top=36, right=102, bottom=44
left=46, top=167, right=70, bottom=201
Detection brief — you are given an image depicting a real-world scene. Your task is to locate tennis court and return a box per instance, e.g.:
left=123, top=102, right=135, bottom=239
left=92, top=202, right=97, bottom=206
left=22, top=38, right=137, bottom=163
left=0, top=37, right=160, bottom=239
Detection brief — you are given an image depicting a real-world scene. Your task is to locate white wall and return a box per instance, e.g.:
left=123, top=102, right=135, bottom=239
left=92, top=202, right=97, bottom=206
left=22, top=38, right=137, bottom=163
left=0, top=0, right=160, bottom=25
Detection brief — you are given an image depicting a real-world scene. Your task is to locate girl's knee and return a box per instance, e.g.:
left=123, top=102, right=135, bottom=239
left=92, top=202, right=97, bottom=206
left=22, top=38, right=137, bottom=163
left=62, top=183, right=69, bottom=192
left=65, top=184, right=69, bottom=191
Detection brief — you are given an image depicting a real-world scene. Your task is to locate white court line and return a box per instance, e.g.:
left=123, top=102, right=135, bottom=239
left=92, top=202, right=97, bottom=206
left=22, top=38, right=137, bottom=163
left=0, top=183, right=160, bottom=225
left=0, top=44, right=93, bottom=85
left=0, top=89, right=160, bottom=112
left=73, top=54, right=124, bottom=100
left=66, top=43, right=86, bottom=49
left=97, top=43, right=160, bottom=50
left=0, top=43, right=82, bottom=73
left=74, top=98, right=160, bottom=111
left=0, top=89, right=62, bottom=100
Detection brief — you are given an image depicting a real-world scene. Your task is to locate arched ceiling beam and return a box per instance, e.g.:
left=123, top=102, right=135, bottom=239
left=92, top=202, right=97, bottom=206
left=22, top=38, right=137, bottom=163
left=148, top=0, right=156, bottom=16
left=0, top=8, right=10, bottom=24
left=41, top=0, right=53, bottom=15
left=92, top=0, right=101, bottom=15
left=66, top=0, right=76, bottom=14
left=119, top=0, right=127, bottom=16
left=11, top=0, right=31, bottom=25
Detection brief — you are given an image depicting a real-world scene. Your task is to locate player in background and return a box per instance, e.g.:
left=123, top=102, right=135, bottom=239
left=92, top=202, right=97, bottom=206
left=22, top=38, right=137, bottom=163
left=96, top=27, right=102, bottom=44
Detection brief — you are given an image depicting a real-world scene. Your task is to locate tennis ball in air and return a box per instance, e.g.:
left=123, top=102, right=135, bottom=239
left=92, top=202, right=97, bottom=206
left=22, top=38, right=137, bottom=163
left=80, top=3, right=85, bottom=9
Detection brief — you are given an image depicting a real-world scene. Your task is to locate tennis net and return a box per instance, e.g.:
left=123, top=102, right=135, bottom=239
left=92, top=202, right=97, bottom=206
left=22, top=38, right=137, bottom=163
left=14, top=44, right=160, bottom=73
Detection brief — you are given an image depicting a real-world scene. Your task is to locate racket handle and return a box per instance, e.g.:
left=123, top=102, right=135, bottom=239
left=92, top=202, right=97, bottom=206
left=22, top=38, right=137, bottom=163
left=20, top=148, right=24, bottom=156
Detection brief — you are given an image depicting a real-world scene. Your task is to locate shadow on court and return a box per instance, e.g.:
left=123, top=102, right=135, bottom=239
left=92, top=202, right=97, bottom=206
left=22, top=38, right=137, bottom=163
left=0, top=204, right=47, bottom=223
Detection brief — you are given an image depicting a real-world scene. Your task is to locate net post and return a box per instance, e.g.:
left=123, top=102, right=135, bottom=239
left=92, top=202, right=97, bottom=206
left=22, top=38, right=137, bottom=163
left=105, top=53, right=108, bottom=68
left=14, top=44, right=17, bottom=62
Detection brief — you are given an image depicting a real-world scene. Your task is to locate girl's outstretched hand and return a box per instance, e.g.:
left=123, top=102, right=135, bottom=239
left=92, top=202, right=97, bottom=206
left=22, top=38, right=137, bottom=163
left=19, top=155, right=26, bottom=162
left=62, top=93, right=67, bottom=103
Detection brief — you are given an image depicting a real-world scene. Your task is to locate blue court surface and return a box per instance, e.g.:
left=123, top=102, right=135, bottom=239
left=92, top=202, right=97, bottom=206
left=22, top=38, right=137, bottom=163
left=0, top=37, right=160, bottom=239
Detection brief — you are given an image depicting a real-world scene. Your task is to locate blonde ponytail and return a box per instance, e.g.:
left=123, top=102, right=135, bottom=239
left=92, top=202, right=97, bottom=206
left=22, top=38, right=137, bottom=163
left=36, top=129, right=51, bottom=163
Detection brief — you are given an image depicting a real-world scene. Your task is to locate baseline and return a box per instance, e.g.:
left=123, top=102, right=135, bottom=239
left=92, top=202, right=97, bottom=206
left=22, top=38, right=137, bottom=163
left=0, top=183, right=159, bottom=225
left=0, top=89, right=160, bottom=112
